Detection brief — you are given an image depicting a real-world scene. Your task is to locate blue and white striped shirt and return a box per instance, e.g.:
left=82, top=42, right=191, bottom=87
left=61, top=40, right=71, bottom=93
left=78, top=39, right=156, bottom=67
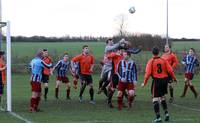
left=54, top=60, right=70, bottom=77
left=182, top=54, right=199, bottom=73
left=30, top=57, right=52, bottom=82
left=117, top=59, right=137, bottom=83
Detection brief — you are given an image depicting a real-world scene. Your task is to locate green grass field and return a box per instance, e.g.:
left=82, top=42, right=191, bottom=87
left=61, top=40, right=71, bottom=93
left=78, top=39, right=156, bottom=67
left=1, top=41, right=200, bottom=123
left=1, top=74, right=200, bottom=123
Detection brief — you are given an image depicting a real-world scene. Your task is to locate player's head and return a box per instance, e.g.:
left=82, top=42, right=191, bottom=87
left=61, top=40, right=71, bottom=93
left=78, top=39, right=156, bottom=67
left=106, top=38, right=113, bottom=46
left=123, top=50, right=131, bottom=60
left=63, top=53, right=69, bottom=62
left=42, top=49, right=48, bottom=57
left=36, top=50, right=44, bottom=59
left=164, top=45, right=171, bottom=53
left=152, top=46, right=159, bottom=56
left=189, top=48, right=195, bottom=55
left=82, top=45, right=89, bottom=54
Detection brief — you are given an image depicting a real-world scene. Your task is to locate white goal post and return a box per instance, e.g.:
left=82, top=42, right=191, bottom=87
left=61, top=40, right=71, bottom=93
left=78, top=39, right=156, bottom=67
left=0, top=21, right=11, bottom=112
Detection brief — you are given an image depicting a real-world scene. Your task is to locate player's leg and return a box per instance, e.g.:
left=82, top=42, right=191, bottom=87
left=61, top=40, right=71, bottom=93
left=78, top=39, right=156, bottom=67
left=117, top=90, right=123, bottom=110
left=168, top=77, right=174, bottom=103
left=30, top=82, right=41, bottom=112
left=107, top=74, right=118, bottom=108
left=65, top=82, right=71, bottom=100
left=151, top=79, right=162, bottom=122
left=87, top=75, right=95, bottom=104
left=73, top=75, right=78, bottom=89
left=43, top=75, right=49, bottom=101
left=79, top=75, right=86, bottom=102
left=180, top=78, right=189, bottom=97
left=127, top=90, right=134, bottom=108
left=160, top=96, right=169, bottom=121
left=152, top=98, right=161, bottom=122
left=127, top=83, right=135, bottom=108
left=188, top=80, right=198, bottom=98
left=55, top=79, right=61, bottom=99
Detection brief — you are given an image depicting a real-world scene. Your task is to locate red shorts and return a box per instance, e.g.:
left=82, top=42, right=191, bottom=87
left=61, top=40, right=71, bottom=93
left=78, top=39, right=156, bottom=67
left=118, top=81, right=134, bottom=91
left=185, top=73, right=194, bottom=80
left=31, top=82, right=41, bottom=92
left=56, top=76, right=69, bottom=83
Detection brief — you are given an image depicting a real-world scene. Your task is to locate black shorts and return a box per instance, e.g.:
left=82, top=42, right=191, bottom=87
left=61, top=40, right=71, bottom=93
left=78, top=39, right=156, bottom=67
left=41, top=74, right=49, bottom=83
left=80, top=74, right=93, bottom=85
left=112, top=74, right=119, bottom=88
left=167, top=75, right=173, bottom=83
left=151, top=77, right=168, bottom=97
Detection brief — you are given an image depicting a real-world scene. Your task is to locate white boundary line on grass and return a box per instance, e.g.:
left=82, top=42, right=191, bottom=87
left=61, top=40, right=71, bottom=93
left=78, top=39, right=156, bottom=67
left=9, top=112, right=34, bottom=123
left=171, top=103, right=200, bottom=112
left=0, top=107, right=33, bottom=123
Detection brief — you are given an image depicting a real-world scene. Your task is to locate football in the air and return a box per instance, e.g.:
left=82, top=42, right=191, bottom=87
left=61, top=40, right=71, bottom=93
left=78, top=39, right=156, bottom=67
left=129, top=6, right=136, bottom=14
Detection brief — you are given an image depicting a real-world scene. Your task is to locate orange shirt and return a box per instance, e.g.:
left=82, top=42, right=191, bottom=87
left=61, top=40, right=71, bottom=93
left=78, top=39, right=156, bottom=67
left=162, top=52, right=178, bottom=69
left=144, top=56, right=176, bottom=85
left=107, top=52, right=123, bottom=74
left=72, top=54, right=94, bottom=75
left=43, top=56, right=52, bottom=75
left=0, top=59, right=6, bottom=85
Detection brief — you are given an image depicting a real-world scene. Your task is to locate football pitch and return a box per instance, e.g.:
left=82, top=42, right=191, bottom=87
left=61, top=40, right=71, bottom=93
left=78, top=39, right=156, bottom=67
left=1, top=74, right=200, bottom=123
left=0, top=41, right=200, bottom=123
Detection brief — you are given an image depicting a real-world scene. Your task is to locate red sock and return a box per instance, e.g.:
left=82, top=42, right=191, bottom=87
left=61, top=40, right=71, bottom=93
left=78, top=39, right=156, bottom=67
left=67, top=89, right=70, bottom=97
left=30, top=98, right=37, bottom=110
left=55, top=88, right=59, bottom=98
left=128, top=95, right=134, bottom=107
left=117, top=96, right=123, bottom=110
left=35, top=97, right=40, bottom=110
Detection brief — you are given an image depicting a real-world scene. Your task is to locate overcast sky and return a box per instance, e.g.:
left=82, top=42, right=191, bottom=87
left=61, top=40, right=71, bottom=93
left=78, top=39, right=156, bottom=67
left=2, top=0, right=200, bottom=38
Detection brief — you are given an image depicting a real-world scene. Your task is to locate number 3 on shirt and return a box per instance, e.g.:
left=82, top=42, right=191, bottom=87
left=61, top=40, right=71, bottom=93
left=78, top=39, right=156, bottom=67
left=157, top=64, right=162, bottom=73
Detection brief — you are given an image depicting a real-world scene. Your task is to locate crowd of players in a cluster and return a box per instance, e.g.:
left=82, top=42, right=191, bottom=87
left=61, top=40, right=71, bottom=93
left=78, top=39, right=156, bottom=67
left=20, top=38, right=200, bottom=122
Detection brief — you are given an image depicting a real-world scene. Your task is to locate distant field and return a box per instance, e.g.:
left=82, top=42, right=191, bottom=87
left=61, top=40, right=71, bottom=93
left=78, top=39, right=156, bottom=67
left=172, top=41, right=200, bottom=51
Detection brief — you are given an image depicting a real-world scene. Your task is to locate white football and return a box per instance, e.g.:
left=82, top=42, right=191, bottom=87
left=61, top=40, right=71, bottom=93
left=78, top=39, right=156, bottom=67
left=129, top=6, right=136, bottom=14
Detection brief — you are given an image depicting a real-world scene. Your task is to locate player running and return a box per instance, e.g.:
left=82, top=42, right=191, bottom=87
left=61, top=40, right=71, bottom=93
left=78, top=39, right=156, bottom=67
left=117, top=50, right=137, bottom=110
left=51, top=53, right=72, bottom=100
left=161, top=45, right=178, bottom=103
left=71, top=45, right=95, bottom=104
left=29, top=51, right=52, bottom=112
left=141, top=47, right=177, bottom=122
left=41, top=49, right=52, bottom=101
left=180, top=48, right=199, bottom=98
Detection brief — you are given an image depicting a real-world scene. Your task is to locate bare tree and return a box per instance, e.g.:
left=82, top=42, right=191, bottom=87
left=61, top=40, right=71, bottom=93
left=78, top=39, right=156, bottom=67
left=114, top=14, right=128, bottom=38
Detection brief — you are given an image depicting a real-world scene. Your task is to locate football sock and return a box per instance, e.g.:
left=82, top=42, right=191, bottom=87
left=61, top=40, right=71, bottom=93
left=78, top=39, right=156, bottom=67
left=89, top=88, right=94, bottom=101
left=79, top=83, right=86, bottom=98
left=153, top=101, right=160, bottom=118
left=67, top=89, right=70, bottom=97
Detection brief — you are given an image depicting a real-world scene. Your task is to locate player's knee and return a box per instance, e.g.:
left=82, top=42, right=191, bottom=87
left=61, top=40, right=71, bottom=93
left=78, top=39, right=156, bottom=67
left=128, top=90, right=134, bottom=96
left=117, top=91, right=123, bottom=97
left=152, top=97, right=159, bottom=102
left=160, top=96, right=166, bottom=101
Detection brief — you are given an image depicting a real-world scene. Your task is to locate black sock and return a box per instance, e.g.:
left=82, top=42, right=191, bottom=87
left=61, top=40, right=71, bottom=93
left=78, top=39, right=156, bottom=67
left=107, top=89, right=114, bottom=104
left=103, top=88, right=108, bottom=97
left=169, top=87, right=173, bottom=98
left=98, top=79, right=104, bottom=89
left=161, top=100, right=168, bottom=114
left=79, top=83, right=86, bottom=97
left=89, top=88, right=94, bottom=101
left=44, top=87, right=48, bottom=96
left=153, top=101, right=160, bottom=118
